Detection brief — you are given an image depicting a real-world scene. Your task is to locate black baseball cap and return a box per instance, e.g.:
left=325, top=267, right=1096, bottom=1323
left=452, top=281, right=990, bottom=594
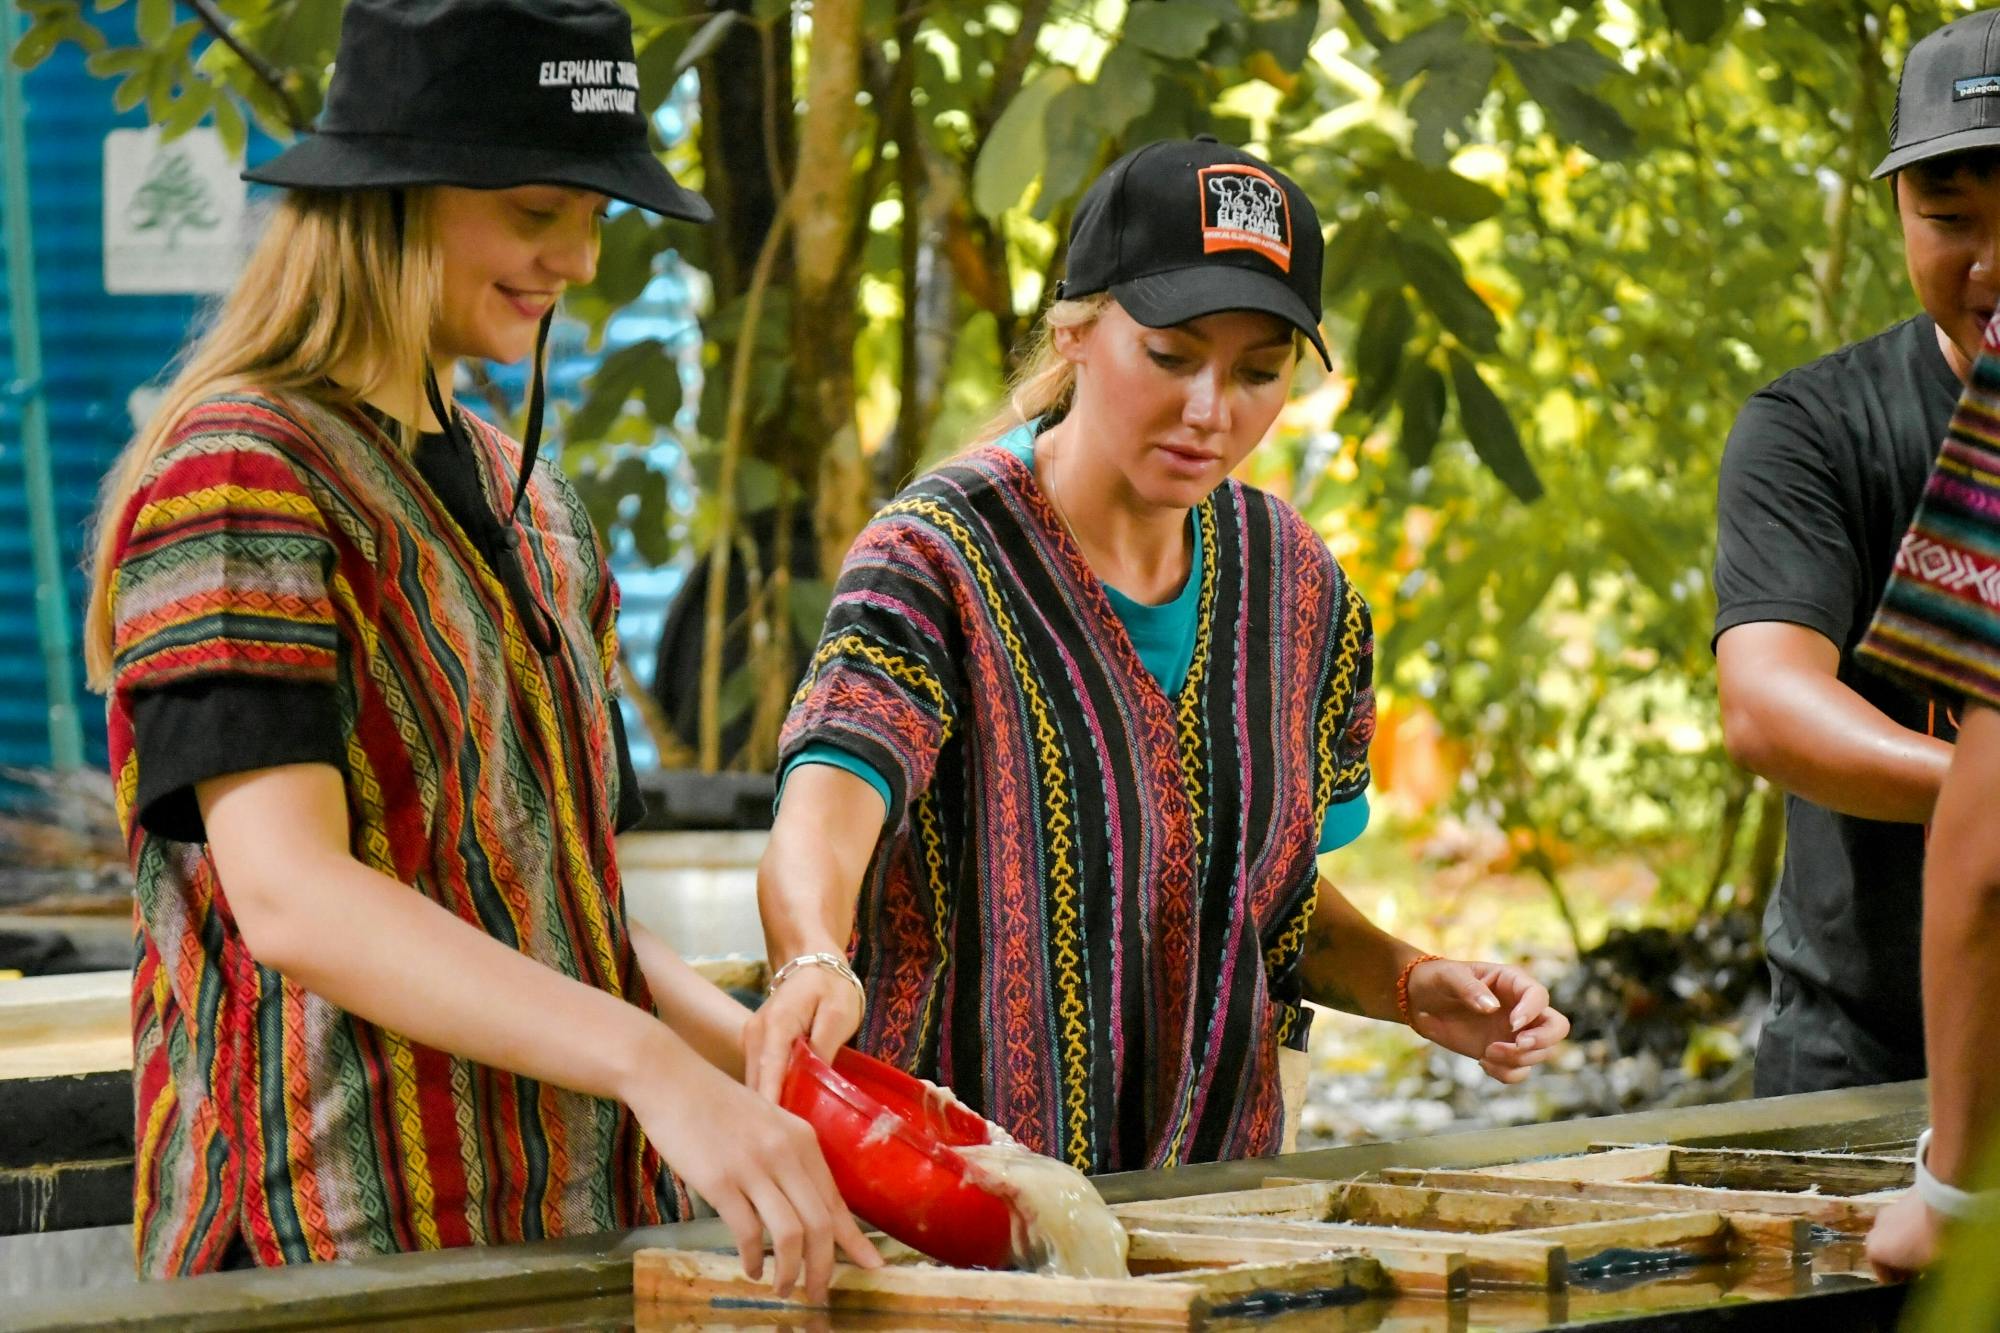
left=244, top=0, right=710, bottom=221
left=1875, top=9, right=2000, bottom=179
left=1057, top=138, right=1329, bottom=368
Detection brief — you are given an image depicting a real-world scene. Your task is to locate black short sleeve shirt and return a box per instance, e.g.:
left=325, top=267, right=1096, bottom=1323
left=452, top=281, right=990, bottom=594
left=1712, top=313, right=1961, bottom=1090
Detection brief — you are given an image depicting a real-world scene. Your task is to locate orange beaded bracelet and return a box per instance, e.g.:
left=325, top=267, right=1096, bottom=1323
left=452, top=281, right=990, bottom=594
left=1395, top=953, right=1443, bottom=1026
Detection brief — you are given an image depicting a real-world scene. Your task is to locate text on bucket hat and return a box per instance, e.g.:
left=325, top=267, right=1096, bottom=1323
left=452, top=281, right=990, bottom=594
left=242, top=0, right=710, bottom=221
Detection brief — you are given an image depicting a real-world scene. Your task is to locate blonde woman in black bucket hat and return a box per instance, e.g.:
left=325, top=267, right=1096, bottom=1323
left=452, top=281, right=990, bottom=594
left=84, top=0, right=878, bottom=1292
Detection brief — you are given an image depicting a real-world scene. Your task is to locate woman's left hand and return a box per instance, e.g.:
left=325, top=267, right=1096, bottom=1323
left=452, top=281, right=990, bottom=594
left=1405, top=959, right=1570, bottom=1084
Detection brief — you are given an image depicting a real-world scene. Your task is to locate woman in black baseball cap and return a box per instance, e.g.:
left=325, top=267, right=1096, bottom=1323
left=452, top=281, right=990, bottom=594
left=83, top=0, right=876, bottom=1291
left=748, top=139, right=1568, bottom=1173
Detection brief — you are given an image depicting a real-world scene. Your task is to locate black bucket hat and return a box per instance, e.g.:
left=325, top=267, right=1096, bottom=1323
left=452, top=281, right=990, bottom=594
left=245, top=0, right=709, bottom=658
left=244, top=0, right=710, bottom=221
left=1056, top=137, right=1330, bottom=369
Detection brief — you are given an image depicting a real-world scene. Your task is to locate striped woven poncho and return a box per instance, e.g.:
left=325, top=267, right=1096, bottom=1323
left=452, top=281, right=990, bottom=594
left=105, top=392, right=674, bottom=1276
left=1860, top=331, right=2000, bottom=707
left=779, top=442, right=1375, bottom=1173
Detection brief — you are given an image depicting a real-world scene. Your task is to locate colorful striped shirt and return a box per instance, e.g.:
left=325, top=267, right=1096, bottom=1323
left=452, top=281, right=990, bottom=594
left=779, top=441, right=1374, bottom=1173
left=105, top=392, right=676, bottom=1277
left=1859, top=329, right=2000, bottom=706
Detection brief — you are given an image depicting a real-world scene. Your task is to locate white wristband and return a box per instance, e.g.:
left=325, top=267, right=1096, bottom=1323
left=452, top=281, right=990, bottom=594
left=1915, top=1128, right=1997, bottom=1219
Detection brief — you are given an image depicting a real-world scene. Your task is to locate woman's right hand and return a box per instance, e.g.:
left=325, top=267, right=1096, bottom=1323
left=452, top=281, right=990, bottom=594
left=743, top=965, right=864, bottom=1102
left=627, top=1049, right=880, bottom=1301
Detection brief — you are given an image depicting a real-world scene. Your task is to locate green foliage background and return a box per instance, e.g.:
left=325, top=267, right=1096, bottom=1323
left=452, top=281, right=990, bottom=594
left=14, top=0, right=1977, bottom=925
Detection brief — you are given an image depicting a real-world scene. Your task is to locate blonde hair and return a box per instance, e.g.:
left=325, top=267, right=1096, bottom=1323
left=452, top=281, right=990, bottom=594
left=81, top=188, right=443, bottom=691
left=967, top=293, right=1114, bottom=447
left=966, top=291, right=1308, bottom=448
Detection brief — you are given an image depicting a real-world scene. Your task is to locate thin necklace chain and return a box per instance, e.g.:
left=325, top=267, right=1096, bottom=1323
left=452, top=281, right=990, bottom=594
left=1037, top=439, right=1088, bottom=555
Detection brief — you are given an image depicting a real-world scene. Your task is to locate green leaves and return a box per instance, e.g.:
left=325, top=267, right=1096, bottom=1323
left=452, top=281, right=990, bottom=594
left=1392, top=225, right=1499, bottom=354
left=971, top=67, right=1073, bottom=219
left=1350, top=288, right=1413, bottom=417
left=134, top=0, right=170, bottom=46
left=1124, top=0, right=1222, bottom=60
left=1244, top=0, right=1320, bottom=73
left=12, top=1, right=106, bottom=69
left=1448, top=350, right=1542, bottom=503
left=1500, top=36, right=1637, bottom=161
left=1378, top=16, right=1498, bottom=166
left=1322, top=209, right=1391, bottom=304
left=569, top=451, right=673, bottom=567
left=589, top=211, right=663, bottom=310
left=1396, top=361, right=1446, bottom=469
left=1093, top=43, right=1157, bottom=133
left=636, top=10, right=737, bottom=111
left=1378, top=14, right=1474, bottom=86
left=1663, top=0, right=1732, bottom=46
left=1379, top=157, right=1502, bottom=225
left=567, top=339, right=682, bottom=445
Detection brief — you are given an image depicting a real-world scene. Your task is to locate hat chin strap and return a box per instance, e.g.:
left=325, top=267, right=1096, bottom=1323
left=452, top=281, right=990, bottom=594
left=419, top=308, right=553, bottom=523
left=420, top=307, right=560, bottom=657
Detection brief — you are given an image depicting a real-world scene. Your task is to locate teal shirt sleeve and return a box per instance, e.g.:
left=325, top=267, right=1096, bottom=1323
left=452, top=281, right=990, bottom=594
left=777, top=741, right=894, bottom=818
left=1318, top=793, right=1370, bottom=854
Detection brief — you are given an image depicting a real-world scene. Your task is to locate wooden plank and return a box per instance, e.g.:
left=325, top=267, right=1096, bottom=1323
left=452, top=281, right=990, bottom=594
left=1472, top=1146, right=1676, bottom=1181
left=1112, top=1181, right=1336, bottom=1222
left=633, top=1248, right=1205, bottom=1328
left=1111, top=1213, right=1469, bottom=1296
left=1722, top=1212, right=1813, bottom=1258
left=1663, top=1147, right=1913, bottom=1194
left=1381, top=1167, right=1886, bottom=1234
left=1124, top=1229, right=1367, bottom=1271
left=1504, top=1211, right=1732, bottom=1262
left=0, top=972, right=129, bottom=1080
left=1114, top=1211, right=1558, bottom=1289
left=1494, top=1144, right=1914, bottom=1194
left=1123, top=1232, right=1389, bottom=1302
left=1333, top=1181, right=1660, bottom=1233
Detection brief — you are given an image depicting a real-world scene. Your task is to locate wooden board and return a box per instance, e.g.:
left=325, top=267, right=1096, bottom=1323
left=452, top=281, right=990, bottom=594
left=1381, top=1166, right=1887, bottom=1234
left=0, top=971, right=128, bottom=1079
left=1112, top=1210, right=1560, bottom=1289
left=633, top=1232, right=1394, bottom=1328
left=1117, top=1176, right=1812, bottom=1278
left=1475, top=1143, right=1914, bottom=1193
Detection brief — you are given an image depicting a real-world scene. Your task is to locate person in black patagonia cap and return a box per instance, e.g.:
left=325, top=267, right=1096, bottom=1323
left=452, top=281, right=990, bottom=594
left=742, top=138, right=1569, bottom=1174
left=81, top=0, right=877, bottom=1293
left=1710, top=9, right=2000, bottom=1100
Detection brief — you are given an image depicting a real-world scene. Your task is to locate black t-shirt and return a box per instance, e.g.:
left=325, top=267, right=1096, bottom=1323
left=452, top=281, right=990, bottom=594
left=1713, top=313, right=1961, bottom=1092
left=133, top=414, right=646, bottom=843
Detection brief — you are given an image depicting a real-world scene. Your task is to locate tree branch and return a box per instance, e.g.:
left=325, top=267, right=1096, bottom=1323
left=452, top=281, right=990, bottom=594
left=176, top=0, right=308, bottom=133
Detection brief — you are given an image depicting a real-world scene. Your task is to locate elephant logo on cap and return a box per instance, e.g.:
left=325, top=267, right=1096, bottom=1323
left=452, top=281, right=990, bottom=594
left=1197, top=164, right=1291, bottom=271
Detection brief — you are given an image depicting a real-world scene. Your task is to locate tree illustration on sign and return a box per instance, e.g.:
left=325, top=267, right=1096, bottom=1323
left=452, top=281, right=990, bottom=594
left=125, top=148, right=219, bottom=249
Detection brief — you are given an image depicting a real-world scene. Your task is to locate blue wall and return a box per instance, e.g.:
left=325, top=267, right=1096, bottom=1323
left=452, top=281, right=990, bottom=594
left=0, top=5, right=207, bottom=769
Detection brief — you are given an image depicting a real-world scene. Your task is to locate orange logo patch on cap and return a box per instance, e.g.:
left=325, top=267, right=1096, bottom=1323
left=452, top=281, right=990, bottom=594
left=1197, top=164, right=1291, bottom=271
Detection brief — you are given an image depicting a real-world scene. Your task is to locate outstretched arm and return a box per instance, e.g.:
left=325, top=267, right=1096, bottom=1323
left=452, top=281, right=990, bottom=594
left=1299, top=874, right=1569, bottom=1083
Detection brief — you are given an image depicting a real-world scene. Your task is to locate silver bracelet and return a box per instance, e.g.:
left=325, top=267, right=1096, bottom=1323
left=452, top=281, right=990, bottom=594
left=1915, top=1128, right=1997, bottom=1219
left=768, top=951, right=865, bottom=1013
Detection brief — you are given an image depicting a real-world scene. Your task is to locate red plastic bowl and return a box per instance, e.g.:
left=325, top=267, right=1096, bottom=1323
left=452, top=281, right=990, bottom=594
left=778, top=1038, right=1018, bottom=1270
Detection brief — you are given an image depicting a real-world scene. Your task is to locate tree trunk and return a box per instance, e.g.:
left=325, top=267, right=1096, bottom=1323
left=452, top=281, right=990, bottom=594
left=791, top=0, right=872, bottom=580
